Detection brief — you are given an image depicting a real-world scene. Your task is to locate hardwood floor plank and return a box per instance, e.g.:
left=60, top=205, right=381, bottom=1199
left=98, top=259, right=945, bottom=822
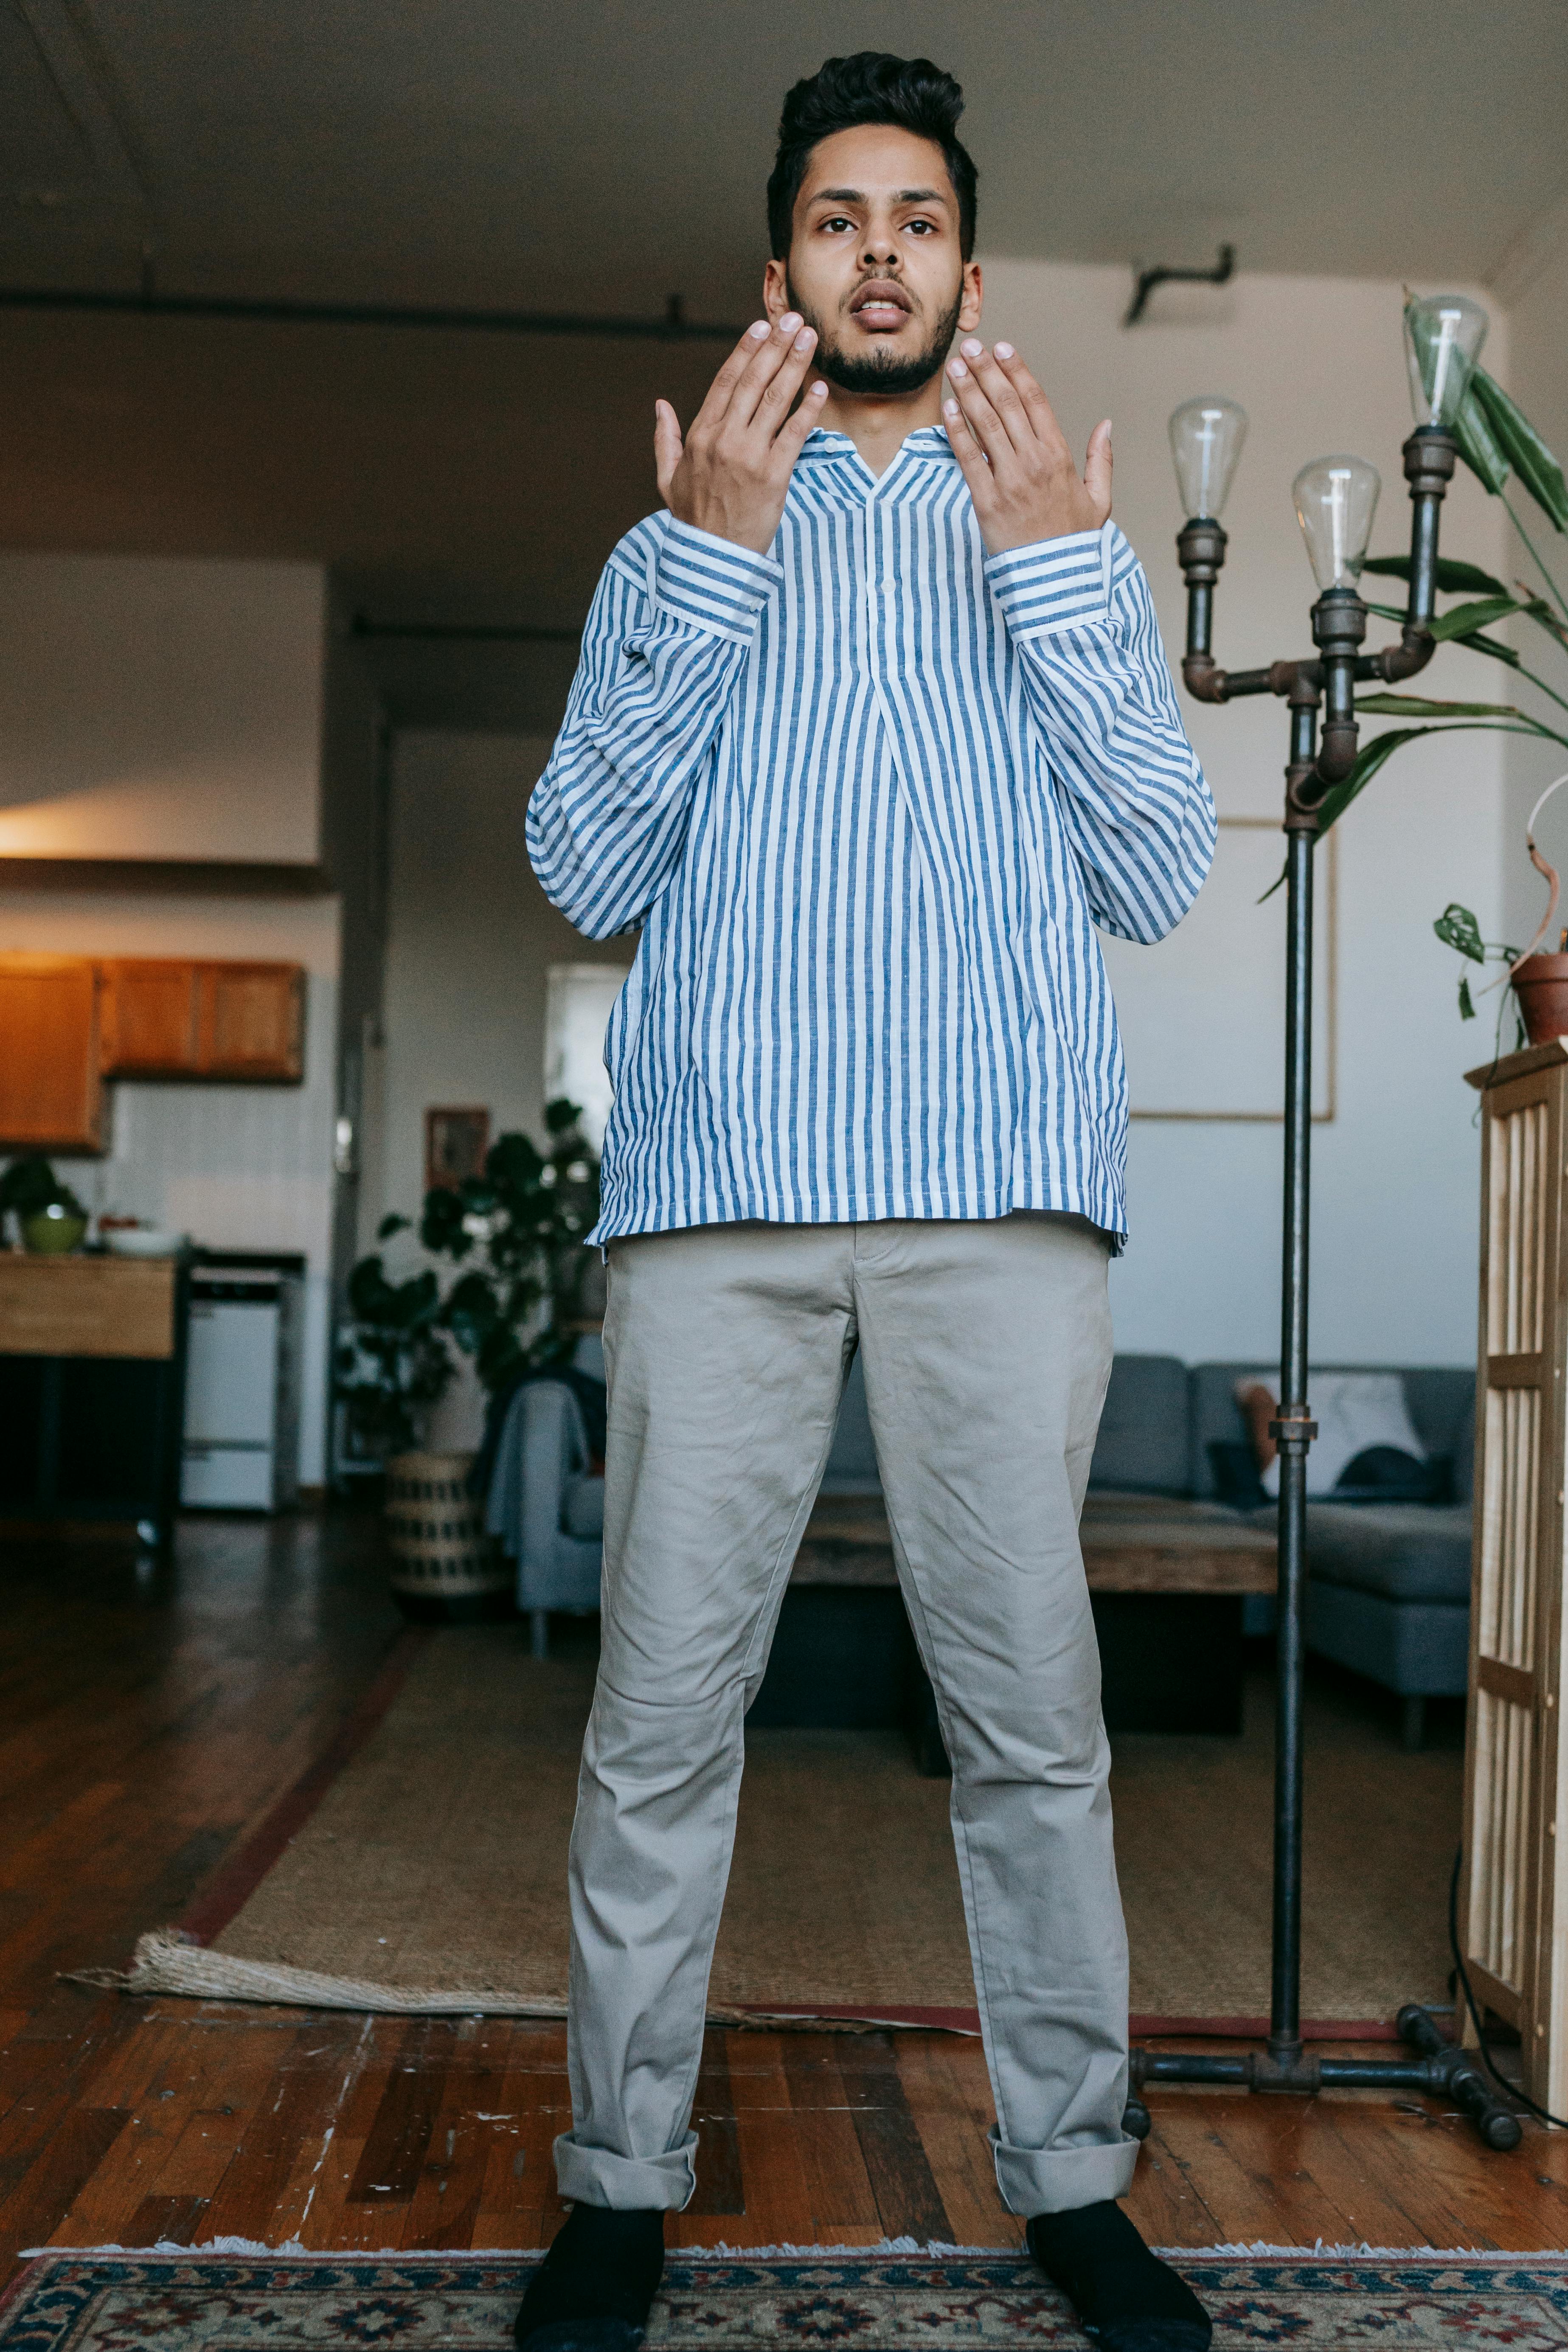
left=686, top=2032, right=744, bottom=2219
left=780, top=2036, right=880, bottom=2234
left=840, top=2037, right=952, bottom=2245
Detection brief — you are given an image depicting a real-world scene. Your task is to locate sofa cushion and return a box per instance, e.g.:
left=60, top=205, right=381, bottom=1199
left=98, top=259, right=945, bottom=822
left=1306, top=1502, right=1472, bottom=1604
left=1088, top=1354, right=1190, bottom=1495
left=562, top=1473, right=605, bottom=1539
left=1190, top=1362, right=1475, bottom=1500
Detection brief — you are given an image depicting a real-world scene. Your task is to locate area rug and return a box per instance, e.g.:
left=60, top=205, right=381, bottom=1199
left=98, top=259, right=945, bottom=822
left=9, top=2249, right=1568, bottom=2349
left=110, top=1624, right=1462, bottom=2032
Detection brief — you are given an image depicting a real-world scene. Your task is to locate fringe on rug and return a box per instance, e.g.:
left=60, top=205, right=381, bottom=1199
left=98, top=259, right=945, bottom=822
left=72, top=1929, right=954, bottom=2032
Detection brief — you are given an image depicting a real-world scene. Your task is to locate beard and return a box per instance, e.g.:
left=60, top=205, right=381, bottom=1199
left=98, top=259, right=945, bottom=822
left=786, top=273, right=965, bottom=399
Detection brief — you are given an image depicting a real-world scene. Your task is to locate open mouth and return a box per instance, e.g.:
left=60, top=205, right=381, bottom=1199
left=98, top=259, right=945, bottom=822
left=849, top=281, right=912, bottom=332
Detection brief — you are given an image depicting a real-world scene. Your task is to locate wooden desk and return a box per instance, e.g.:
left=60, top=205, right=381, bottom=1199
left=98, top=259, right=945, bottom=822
left=0, top=1251, right=189, bottom=1547
left=793, top=1491, right=1276, bottom=1593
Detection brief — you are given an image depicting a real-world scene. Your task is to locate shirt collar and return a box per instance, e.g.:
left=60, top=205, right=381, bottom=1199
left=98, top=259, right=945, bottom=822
left=797, top=425, right=958, bottom=468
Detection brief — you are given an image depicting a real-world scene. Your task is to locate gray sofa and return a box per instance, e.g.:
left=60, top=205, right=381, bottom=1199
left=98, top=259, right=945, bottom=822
left=1098, top=1356, right=1475, bottom=1746
left=490, top=1343, right=1476, bottom=1745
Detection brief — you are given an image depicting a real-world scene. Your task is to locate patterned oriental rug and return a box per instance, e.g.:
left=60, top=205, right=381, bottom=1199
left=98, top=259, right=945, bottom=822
left=8, top=2249, right=1568, bottom=2350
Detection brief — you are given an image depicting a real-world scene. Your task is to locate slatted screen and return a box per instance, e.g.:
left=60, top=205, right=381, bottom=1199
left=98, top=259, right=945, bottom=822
left=1464, top=1047, right=1567, bottom=2111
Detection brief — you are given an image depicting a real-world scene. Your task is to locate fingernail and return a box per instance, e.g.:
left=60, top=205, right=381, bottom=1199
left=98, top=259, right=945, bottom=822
left=995, top=341, right=1014, bottom=359
left=948, top=357, right=967, bottom=378
left=795, top=328, right=815, bottom=351
left=811, top=380, right=829, bottom=396
left=749, top=320, right=770, bottom=339
left=961, top=337, right=983, bottom=358
left=779, top=312, right=801, bottom=333
left=944, top=399, right=960, bottom=417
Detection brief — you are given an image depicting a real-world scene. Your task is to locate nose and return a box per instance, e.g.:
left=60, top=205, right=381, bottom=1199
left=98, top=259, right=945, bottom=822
left=861, top=228, right=899, bottom=270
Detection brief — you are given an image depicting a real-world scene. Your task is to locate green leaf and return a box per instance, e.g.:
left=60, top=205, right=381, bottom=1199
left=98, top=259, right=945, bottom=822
left=1360, top=554, right=1510, bottom=596
left=1355, top=694, right=1522, bottom=718
left=1434, top=902, right=1486, bottom=963
left=1454, top=381, right=1512, bottom=497
left=1472, top=367, right=1568, bottom=530
left=1458, top=973, right=1476, bottom=1020
left=1450, top=628, right=1523, bottom=669
left=1425, top=596, right=1526, bottom=641
left=377, top=1212, right=411, bottom=1241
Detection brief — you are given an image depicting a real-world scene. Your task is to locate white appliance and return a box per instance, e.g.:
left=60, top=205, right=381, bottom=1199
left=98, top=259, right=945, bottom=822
left=181, top=1254, right=304, bottom=1510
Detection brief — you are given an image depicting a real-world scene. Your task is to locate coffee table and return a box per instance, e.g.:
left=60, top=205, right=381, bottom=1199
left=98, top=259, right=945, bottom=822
left=762, top=1492, right=1277, bottom=1756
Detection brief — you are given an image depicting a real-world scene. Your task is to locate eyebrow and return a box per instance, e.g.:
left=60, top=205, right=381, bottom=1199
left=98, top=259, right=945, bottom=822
left=810, top=186, right=950, bottom=208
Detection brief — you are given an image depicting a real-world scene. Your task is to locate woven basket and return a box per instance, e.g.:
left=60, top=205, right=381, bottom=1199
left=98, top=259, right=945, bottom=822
left=384, top=1450, right=510, bottom=1602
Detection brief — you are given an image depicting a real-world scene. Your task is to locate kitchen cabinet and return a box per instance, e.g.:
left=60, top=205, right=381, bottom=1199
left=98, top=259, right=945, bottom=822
left=198, top=963, right=304, bottom=1079
left=98, top=960, right=199, bottom=1075
left=0, top=956, right=103, bottom=1151
left=0, top=954, right=305, bottom=1151
left=100, top=960, right=303, bottom=1082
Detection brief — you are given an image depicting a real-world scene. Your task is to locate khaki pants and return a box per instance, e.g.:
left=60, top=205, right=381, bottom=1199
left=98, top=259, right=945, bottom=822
left=554, top=1214, right=1136, bottom=2218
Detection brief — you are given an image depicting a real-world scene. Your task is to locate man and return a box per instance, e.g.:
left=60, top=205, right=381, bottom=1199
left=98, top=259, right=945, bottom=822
left=520, top=51, right=1216, bottom=2352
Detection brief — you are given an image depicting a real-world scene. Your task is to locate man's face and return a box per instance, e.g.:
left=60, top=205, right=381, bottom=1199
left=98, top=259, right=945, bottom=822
left=765, top=124, right=981, bottom=399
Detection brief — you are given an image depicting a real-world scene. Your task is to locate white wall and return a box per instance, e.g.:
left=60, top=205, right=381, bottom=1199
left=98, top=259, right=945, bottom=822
left=976, top=258, right=1510, bottom=1366
left=380, top=733, right=637, bottom=1448
left=0, top=554, right=326, bottom=862
left=0, top=893, right=341, bottom=1485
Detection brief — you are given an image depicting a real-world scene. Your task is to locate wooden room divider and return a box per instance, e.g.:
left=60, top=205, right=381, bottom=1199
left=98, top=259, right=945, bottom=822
left=1463, top=1035, right=1568, bottom=2116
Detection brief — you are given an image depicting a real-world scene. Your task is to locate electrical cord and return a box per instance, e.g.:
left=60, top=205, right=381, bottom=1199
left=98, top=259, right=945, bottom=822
left=1448, top=1843, right=1568, bottom=2131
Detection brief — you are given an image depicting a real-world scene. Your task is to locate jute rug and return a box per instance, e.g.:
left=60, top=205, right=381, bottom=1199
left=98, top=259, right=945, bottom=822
left=11, top=2251, right=1568, bottom=2349
left=115, top=1626, right=1461, bottom=2031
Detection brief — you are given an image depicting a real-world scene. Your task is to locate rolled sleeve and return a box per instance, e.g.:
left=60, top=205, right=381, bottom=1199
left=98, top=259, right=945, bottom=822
left=986, top=522, right=1113, bottom=642
left=653, top=519, right=783, bottom=643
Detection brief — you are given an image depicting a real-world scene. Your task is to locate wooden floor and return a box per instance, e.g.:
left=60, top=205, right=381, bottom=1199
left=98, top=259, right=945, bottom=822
left=2, top=1512, right=1565, bottom=2287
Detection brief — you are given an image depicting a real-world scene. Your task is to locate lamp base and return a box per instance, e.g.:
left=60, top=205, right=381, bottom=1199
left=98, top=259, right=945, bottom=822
left=1120, top=2005, right=1521, bottom=2150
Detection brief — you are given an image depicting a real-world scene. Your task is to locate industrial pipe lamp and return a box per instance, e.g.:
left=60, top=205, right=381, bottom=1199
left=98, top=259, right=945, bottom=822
left=1123, top=295, right=1520, bottom=2148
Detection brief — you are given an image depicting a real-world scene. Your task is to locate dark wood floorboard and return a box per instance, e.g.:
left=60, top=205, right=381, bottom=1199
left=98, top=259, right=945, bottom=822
left=2, top=1507, right=1565, bottom=2282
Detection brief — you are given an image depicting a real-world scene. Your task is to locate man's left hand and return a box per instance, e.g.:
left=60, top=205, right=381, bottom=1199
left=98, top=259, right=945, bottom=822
left=943, top=338, right=1112, bottom=555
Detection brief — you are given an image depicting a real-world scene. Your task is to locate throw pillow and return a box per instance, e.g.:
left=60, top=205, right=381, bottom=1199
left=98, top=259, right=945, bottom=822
left=1235, top=1369, right=1428, bottom=1499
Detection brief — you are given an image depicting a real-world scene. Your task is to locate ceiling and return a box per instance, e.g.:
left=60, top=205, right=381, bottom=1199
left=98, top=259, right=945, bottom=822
left=4, top=0, right=1567, bottom=724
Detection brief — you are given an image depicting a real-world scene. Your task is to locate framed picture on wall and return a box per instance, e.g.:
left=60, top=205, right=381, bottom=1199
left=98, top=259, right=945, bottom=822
left=424, top=1106, right=490, bottom=1193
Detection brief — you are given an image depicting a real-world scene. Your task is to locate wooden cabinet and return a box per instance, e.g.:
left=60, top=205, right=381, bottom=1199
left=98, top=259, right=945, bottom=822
left=0, top=956, right=103, bottom=1151
left=198, top=963, right=303, bottom=1080
left=0, top=954, right=305, bottom=1151
left=99, top=960, right=304, bottom=1083
left=99, top=961, right=200, bottom=1075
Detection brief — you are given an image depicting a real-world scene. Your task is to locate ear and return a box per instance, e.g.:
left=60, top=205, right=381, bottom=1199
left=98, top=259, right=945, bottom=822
left=763, top=257, right=790, bottom=323
left=958, top=261, right=983, bottom=336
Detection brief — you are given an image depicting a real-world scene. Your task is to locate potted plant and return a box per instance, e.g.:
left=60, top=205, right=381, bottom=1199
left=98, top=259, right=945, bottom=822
left=1297, top=300, right=1568, bottom=1046
left=338, top=1097, right=601, bottom=1621
left=0, top=1155, right=89, bottom=1253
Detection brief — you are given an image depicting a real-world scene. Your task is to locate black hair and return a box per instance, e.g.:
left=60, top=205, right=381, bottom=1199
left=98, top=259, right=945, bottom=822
left=766, top=53, right=978, bottom=262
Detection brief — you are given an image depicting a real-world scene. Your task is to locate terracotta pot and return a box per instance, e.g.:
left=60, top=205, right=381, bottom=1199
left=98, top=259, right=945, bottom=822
left=1512, top=953, right=1568, bottom=1045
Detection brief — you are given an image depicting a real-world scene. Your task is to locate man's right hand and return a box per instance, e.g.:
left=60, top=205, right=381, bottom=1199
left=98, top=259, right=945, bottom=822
left=654, top=314, right=829, bottom=555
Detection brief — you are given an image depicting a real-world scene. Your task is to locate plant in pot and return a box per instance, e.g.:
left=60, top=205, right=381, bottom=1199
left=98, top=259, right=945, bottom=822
left=0, top=1155, right=88, bottom=1253
left=342, top=1098, right=601, bottom=1623
left=1298, top=298, right=1568, bottom=1046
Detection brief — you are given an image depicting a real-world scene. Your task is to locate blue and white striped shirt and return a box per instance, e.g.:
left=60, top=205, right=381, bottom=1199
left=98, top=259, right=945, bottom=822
left=528, top=425, right=1215, bottom=1245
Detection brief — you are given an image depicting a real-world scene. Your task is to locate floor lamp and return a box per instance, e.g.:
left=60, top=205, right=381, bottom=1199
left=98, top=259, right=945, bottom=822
left=1121, top=296, right=1521, bottom=2151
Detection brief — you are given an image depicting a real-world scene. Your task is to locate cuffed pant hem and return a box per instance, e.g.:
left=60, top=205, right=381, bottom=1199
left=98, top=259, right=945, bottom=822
left=553, top=2128, right=698, bottom=2211
left=990, top=2126, right=1139, bottom=2216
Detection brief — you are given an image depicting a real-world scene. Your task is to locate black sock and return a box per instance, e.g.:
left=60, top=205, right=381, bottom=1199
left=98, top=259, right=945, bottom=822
left=515, top=2204, right=666, bottom=2352
left=1026, top=2201, right=1210, bottom=2352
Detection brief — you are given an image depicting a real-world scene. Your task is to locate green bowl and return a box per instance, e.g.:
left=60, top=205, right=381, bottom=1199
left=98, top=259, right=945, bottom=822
left=21, top=1206, right=89, bottom=1254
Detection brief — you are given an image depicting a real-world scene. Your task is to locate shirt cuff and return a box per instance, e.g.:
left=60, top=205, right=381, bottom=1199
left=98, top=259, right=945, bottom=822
left=986, top=522, right=1112, bottom=641
left=653, top=519, right=783, bottom=643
